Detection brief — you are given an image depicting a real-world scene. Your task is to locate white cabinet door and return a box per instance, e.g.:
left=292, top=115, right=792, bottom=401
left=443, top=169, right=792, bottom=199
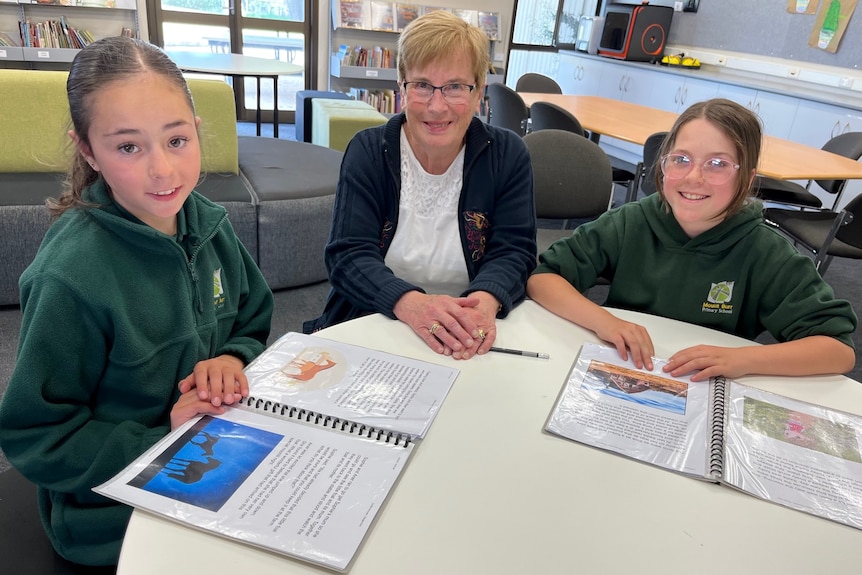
left=623, top=70, right=718, bottom=113
left=587, top=62, right=649, bottom=164
left=633, top=70, right=685, bottom=112
left=717, top=84, right=798, bottom=139
left=751, top=91, right=798, bottom=140
left=556, top=53, right=581, bottom=94
left=593, top=60, right=630, bottom=100
left=789, top=99, right=862, bottom=146
left=576, top=55, right=608, bottom=95
left=616, top=66, right=656, bottom=105
left=676, top=76, right=720, bottom=112
left=557, top=53, right=605, bottom=95
left=716, top=84, right=758, bottom=109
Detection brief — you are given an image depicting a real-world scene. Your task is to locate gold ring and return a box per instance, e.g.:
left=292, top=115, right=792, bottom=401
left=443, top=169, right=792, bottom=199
left=429, top=322, right=440, bottom=335
left=477, top=329, right=486, bottom=341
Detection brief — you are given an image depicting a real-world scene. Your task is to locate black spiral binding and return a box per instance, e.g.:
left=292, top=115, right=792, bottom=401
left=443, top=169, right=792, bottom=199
left=707, top=376, right=728, bottom=480
left=238, top=395, right=412, bottom=447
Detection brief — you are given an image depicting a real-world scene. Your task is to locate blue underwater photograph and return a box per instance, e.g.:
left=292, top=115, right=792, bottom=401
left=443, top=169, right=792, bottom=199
left=129, top=416, right=283, bottom=512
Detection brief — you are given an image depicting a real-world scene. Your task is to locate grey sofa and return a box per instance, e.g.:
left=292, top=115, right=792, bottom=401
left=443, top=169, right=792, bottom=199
left=0, top=71, right=342, bottom=306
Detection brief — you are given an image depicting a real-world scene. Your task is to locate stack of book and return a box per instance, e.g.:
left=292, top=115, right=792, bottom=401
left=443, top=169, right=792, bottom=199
left=348, top=87, right=401, bottom=114
left=336, top=43, right=394, bottom=69
left=19, top=16, right=94, bottom=48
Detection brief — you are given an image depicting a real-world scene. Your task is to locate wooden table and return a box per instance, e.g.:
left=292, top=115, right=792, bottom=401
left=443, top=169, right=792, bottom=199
left=520, top=93, right=862, bottom=201
left=167, top=51, right=302, bottom=138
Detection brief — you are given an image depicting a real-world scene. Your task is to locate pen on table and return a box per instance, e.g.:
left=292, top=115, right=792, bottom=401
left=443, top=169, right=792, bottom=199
left=489, top=346, right=550, bottom=359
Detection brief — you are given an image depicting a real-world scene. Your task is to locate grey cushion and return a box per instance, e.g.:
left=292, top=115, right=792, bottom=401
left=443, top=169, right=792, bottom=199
left=0, top=206, right=53, bottom=306
left=238, top=137, right=342, bottom=289
left=195, top=172, right=258, bottom=261
left=1, top=173, right=65, bottom=205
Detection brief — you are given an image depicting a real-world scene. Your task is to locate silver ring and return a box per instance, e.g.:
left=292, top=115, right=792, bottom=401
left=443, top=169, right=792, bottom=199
left=429, top=322, right=440, bottom=335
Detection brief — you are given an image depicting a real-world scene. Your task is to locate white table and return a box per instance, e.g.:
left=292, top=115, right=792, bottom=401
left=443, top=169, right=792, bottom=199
left=166, top=51, right=302, bottom=138
left=118, top=301, right=862, bottom=574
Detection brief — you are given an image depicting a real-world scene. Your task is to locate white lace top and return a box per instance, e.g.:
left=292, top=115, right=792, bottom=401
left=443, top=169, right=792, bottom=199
left=384, top=129, right=469, bottom=296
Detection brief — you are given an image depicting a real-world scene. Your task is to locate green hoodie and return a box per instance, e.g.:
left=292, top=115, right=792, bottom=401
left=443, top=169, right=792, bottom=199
left=534, top=194, right=856, bottom=347
left=0, top=180, right=273, bottom=566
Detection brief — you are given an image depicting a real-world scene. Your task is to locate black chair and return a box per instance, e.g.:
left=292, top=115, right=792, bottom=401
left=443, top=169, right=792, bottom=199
left=638, top=131, right=668, bottom=198
left=755, top=132, right=862, bottom=211
left=528, top=101, right=637, bottom=202
left=523, top=129, right=614, bottom=252
left=528, top=100, right=585, bottom=135
left=515, top=72, right=562, bottom=94
left=764, top=194, right=862, bottom=275
left=486, top=83, right=529, bottom=137
left=0, top=468, right=83, bottom=574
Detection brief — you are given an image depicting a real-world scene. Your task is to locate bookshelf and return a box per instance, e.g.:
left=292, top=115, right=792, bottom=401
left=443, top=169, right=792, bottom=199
left=329, top=1, right=501, bottom=115
left=0, top=0, right=137, bottom=67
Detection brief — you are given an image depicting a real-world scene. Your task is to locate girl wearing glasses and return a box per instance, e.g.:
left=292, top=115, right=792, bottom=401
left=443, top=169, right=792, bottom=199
left=528, top=98, right=856, bottom=380
left=305, top=10, right=537, bottom=360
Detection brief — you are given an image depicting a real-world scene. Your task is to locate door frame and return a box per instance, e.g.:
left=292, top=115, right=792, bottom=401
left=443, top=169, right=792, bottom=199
left=144, top=0, right=318, bottom=123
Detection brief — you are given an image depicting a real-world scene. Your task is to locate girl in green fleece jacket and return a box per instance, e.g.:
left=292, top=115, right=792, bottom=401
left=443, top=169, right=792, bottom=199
left=0, top=37, right=273, bottom=570
left=528, top=98, right=856, bottom=382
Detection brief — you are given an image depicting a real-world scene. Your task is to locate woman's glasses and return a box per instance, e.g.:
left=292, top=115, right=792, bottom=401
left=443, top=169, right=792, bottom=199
left=402, top=81, right=475, bottom=104
left=660, top=153, right=740, bottom=185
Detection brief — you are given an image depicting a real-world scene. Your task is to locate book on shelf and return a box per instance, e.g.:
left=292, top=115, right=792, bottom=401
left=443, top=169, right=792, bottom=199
left=338, top=44, right=393, bottom=69
left=420, top=5, right=450, bottom=16
left=452, top=8, right=478, bottom=26
left=477, top=10, right=499, bottom=41
left=336, top=0, right=370, bottom=29
left=96, top=332, right=459, bottom=572
left=545, top=342, right=862, bottom=531
left=348, top=86, right=401, bottom=114
left=394, top=3, right=419, bottom=31
left=0, top=31, right=17, bottom=47
left=369, top=0, right=394, bottom=31
left=18, top=16, right=94, bottom=49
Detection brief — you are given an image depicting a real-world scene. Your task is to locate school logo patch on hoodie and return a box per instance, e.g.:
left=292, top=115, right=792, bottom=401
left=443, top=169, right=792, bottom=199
left=213, top=268, right=225, bottom=308
left=702, top=281, right=734, bottom=315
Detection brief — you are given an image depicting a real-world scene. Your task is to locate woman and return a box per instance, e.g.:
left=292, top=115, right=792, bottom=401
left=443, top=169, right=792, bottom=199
left=305, top=10, right=537, bottom=360
left=527, top=98, right=855, bottom=380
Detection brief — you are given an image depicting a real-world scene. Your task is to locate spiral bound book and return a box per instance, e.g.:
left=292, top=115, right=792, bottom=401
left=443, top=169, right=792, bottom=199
left=545, top=343, right=862, bottom=531
left=96, top=333, right=459, bottom=571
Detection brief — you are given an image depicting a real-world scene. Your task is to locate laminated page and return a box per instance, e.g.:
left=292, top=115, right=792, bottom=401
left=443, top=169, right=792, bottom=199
left=722, top=383, right=862, bottom=530
left=545, top=343, right=712, bottom=478
left=96, top=409, right=412, bottom=571
left=241, top=332, right=458, bottom=439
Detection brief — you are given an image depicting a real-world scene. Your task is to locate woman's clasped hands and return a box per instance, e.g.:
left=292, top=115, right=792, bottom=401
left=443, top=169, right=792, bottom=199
left=394, top=291, right=499, bottom=360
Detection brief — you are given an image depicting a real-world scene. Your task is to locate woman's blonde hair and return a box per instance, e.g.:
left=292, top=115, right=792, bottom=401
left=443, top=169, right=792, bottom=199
left=397, top=10, right=490, bottom=89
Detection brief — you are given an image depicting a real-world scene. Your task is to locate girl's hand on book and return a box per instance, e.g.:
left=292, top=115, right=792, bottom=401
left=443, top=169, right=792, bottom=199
left=596, top=317, right=655, bottom=371
left=177, top=355, right=249, bottom=407
left=170, top=389, right=226, bottom=430
left=664, top=345, right=748, bottom=381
